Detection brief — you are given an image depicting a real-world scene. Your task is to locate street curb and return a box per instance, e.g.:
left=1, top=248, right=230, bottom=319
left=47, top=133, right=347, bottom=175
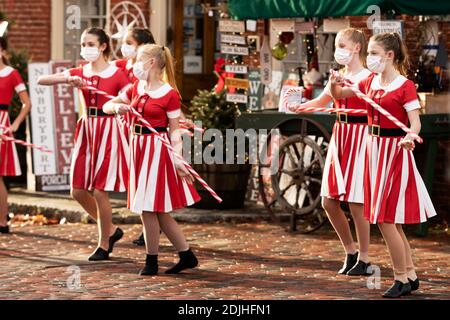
left=8, top=201, right=272, bottom=225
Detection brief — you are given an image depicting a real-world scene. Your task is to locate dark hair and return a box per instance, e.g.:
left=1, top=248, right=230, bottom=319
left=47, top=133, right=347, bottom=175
left=0, top=36, right=8, bottom=65
left=371, top=32, right=410, bottom=76
left=131, top=28, right=155, bottom=46
left=83, top=27, right=112, bottom=59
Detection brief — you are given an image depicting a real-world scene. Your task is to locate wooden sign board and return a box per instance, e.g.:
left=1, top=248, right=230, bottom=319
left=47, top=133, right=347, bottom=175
left=248, top=69, right=263, bottom=111
left=219, top=19, right=245, bottom=33
left=271, top=19, right=295, bottom=32
left=221, top=33, right=247, bottom=45
left=323, top=18, right=350, bottom=33
left=372, top=20, right=404, bottom=39
left=225, top=64, right=248, bottom=74
left=295, top=21, right=315, bottom=34
left=260, top=36, right=272, bottom=85
left=221, top=44, right=249, bottom=56
left=225, top=77, right=249, bottom=90
left=226, top=93, right=248, bottom=104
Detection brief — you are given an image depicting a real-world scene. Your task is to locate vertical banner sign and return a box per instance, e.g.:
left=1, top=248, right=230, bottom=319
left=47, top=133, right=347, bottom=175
left=245, top=165, right=261, bottom=204
left=260, top=35, right=272, bottom=85
left=28, top=61, right=76, bottom=191
left=248, top=69, right=263, bottom=110
left=52, top=61, right=77, bottom=176
left=28, top=63, right=57, bottom=176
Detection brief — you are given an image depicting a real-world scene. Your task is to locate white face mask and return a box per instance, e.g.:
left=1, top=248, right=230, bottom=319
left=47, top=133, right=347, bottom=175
left=80, top=47, right=101, bottom=62
left=366, top=55, right=386, bottom=73
left=334, top=47, right=354, bottom=65
left=121, top=43, right=137, bottom=59
left=133, top=60, right=150, bottom=80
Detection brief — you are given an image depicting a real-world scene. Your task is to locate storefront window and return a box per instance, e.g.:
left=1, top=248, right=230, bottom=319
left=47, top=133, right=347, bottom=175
left=182, top=0, right=204, bottom=74
left=63, top=0, right=108, bottom=61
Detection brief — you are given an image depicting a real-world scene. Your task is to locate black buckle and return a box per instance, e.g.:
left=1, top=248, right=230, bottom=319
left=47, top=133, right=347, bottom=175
left=133, top=124, right=143, bottom=135
left=88, top=107, right=98, bottom=117
left=371, top=125, right=380, bottom=137
left=338, top=112, right=348, bottom=123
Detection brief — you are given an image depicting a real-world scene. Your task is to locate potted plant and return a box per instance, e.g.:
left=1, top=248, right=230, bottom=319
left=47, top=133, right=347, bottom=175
left=187, top=86, right=252, bottom=210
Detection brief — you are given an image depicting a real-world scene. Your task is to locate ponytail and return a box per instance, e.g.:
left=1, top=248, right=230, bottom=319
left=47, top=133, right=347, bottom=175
left=162, top=46, right=180, bottom=97
left=139, top=44, right=181, bottom=98
left=371, top=32, right=410, bottom=76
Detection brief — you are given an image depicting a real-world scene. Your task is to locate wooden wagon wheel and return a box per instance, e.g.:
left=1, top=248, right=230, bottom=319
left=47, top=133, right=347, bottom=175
left=257, top=117, right=331, bottom=233
left=271, top=134, right=327, bottom=232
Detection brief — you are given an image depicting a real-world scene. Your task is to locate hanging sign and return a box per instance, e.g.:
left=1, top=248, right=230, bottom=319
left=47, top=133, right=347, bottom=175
left=372, top=20, right=404, bottom=39
left=323, top=18, right=350, bottom=33
left=260, top=35, right=272, bottom=85
left=225, top=77, right=249, bottom=90
left=226, top=93, right=248, bottom=104
left=220, top=44, right=249, bottom=56
left=295, top=21, right=315, bottom=34
left=248, top=69, right=263, bottom=111
left=219, top=19, right=245, bottom=33
left=28, top=63, right=57, bottom=176
left=221, top=34, right=247, bottom=45
left=271, top=19, right=295, bottom=32
left=225, top=64, right=248, bottom=74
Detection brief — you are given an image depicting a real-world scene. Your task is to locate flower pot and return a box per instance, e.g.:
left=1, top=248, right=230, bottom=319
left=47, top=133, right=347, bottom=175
left=191, top=163, right=252, bottom=209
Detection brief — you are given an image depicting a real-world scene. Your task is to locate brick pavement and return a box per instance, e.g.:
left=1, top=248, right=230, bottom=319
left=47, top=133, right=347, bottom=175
left=0, top=222, right=449, bottom=300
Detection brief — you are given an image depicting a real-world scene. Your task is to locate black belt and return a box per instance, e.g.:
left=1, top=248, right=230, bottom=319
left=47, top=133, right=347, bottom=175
left=133, top=124, right=167, bottom=135
left=336, top=112, right=367, bottom=124
left=368, top=125, right=405, bottom=137
left=0, top=104, right=8, bottom=111
left=88, top=107, right=114, bottom=117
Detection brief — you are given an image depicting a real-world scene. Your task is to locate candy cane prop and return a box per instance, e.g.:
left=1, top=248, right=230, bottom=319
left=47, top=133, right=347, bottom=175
left=127, top=105, right=222, bottom=203
left=81, top=82, right=222, bottom=203
left=282, top=87, right=367, bottom=115
left=0, top=132, right=53, bottom=153
left=82, top=82, right=203, bottom=133
left=330, top=70, right=423, bottom=143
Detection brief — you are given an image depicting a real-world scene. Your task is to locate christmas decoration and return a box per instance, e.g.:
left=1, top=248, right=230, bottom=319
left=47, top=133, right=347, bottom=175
left=271, top=41, right=287, bottom=60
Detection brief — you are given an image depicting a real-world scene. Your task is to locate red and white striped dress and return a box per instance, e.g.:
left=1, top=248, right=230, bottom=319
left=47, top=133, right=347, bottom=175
left=0, top=66, right=27, bottom=176
left=64, top=64, right=131, bottom=191
left=119, top=81, right=201, bottom=214
left=321, top=68, right=372, bottom=203
left=359, top=73, right=437, bottom=224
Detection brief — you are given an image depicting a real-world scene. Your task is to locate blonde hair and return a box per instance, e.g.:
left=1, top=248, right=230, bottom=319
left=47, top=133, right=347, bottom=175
left=337, top=28, right=368, bottom=68
left=371, top=32, right=410, bottom=76
left=139, top=44, right=180, bottom=97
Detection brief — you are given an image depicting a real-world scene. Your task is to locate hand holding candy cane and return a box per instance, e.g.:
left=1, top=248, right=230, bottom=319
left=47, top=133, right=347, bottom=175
left=330, top=70, right=423, bottom=144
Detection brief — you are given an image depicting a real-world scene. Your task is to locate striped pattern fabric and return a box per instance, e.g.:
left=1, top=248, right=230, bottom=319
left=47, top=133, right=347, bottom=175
left=0, top=111, right=21, bottom=176
left=364, top=135, right=437, bottom=224
left=70, top=115, right=129, bottom=192
left=128, top=132, right=200, bottom=214
left=321, top=122, right=367, bottom=203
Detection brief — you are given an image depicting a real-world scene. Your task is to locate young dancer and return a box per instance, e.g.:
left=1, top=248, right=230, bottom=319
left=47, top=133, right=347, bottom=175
left=295, top=28, right=372, bottom=275
left=38, top=27, right=131, bottom=261
left=115, top=28, right=155, bottom=83
left=330, top=32, right=437, bottom=298
left=0, top=36, right=32, bottom=234
left=103, top=44, right=201, bottom=275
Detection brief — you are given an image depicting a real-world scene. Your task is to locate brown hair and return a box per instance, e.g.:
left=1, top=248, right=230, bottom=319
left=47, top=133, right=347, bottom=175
left=371, top=32, right=410, bottom=76
left=0, top=36, right=8, bottom=65
left=338, top=28, right=368, bottom=67
left=130, top=28, right=155, bottom=46
left=139, top=44, right=180, bottom=97
left=82, top=27, right=112, bottom=59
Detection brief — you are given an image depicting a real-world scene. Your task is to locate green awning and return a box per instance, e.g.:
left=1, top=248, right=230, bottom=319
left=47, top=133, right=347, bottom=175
left=228, top=0, right=450, bottom=20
